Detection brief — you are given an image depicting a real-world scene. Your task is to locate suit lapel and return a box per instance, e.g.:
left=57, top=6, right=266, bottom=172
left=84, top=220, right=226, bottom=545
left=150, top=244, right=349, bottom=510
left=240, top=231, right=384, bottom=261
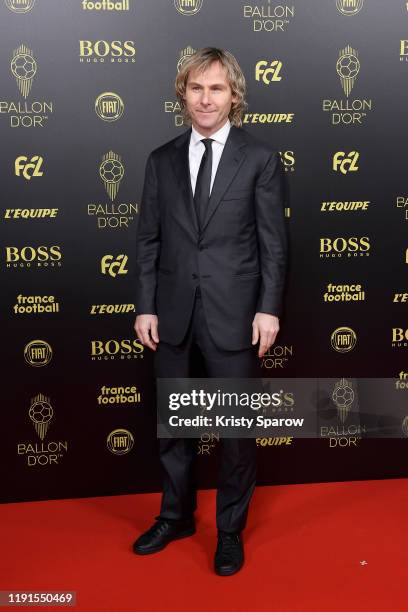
left=170, top=128, right=199, bottom=238
left=201, top=126, right=247, bottom=234
left=169, top=125, right=247, bottom=237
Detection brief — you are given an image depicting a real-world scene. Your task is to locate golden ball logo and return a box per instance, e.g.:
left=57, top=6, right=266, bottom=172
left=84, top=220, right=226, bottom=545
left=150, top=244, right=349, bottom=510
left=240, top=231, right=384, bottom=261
left=332, top=378, right=354, bottom=423
left=24, top=340, right=53, bottom=366
left=18, top=398, right=68, bottom=467
left=29, top=394, right=53, bottom=440
left=11, top=44, right=37, bottom=98
left=177, top=46, right=196, bottom=72
left=95, top=92, right=124, bottom=121
left=331, top=327, right=357, bottom=353
left=107, top=429, right=134, bottom=454
left=100, top=151, right=124, bottom=200
left=336, top=45, right=360, bottom=97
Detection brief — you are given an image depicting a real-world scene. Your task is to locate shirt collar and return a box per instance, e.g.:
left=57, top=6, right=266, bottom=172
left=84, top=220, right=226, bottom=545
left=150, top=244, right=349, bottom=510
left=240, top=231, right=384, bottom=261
left=190, top=119, right=231, bottom=147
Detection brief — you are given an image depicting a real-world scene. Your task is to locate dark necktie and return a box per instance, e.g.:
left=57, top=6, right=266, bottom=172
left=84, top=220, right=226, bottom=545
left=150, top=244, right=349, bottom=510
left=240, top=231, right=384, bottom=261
left=194, top=138, right=213, bottom=231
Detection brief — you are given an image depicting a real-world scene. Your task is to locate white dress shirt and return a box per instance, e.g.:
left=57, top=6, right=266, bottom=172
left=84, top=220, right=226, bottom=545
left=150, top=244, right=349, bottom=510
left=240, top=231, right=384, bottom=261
left=189, top=119, right=231, bottom=196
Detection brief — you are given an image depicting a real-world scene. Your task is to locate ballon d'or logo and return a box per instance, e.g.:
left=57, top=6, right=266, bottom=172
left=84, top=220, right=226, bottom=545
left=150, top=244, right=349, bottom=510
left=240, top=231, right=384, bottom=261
left=29, top=394, right=53, bottom=440
left=336, top=45, right=360, bottom=97
left=332, top=378, right=354, bottom=423
left=100, top=151, right=124, bottom=201
left=11, top=43, right=37, bottom=98
left=177, top=46, right=196, bottom=71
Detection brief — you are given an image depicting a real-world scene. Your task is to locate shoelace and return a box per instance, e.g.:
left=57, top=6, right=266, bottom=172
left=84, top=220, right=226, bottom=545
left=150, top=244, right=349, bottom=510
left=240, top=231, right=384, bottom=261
left=218, top=534, right=240, bottom=552
left=149, top=521, right=169, bottom=536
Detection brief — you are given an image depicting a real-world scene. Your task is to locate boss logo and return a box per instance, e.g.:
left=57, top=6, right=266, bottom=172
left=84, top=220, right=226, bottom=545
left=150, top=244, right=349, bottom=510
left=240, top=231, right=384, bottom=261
left=280, top=150, right=295, bottom=169
left=79, top=40, right=136, bottom=58
left=392, top=328, right=408, bottom=342
left=5, top=245, right=62, bottom=263
left=320, top=237, right=370, bottom=255
left=91, top=339, right=144, bottom=359
left=400, top=40, right=408, bottom=57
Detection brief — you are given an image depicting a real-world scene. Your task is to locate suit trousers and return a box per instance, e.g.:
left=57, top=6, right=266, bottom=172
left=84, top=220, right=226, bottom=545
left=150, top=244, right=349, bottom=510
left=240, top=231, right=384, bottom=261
left=154, top=287, right=259, bottom=533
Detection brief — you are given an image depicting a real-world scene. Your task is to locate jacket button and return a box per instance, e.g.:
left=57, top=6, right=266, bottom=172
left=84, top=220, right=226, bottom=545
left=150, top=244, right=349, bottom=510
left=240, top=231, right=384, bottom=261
left=192, top=273, right=198, bottom=279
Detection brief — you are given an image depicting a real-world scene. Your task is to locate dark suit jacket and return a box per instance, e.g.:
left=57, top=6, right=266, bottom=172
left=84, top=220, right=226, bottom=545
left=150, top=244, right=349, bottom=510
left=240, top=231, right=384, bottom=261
left=135, top=124, right=287, bottom=351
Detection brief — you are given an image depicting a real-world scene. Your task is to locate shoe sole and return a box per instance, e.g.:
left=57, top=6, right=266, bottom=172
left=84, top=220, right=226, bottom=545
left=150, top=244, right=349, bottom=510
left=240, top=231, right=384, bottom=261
left=133, top=527, right=196, bottom=555
left=214, top=559, right=244, bottom=576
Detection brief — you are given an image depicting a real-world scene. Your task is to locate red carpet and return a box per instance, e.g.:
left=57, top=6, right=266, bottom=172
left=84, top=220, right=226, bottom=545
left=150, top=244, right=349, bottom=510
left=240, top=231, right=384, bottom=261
left=1, top=479, right=407, bottom=612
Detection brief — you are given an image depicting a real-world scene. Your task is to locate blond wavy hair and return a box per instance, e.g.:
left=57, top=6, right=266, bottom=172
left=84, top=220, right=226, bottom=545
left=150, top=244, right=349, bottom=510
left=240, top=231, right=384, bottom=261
left=175, top=47, right=247, bottom=127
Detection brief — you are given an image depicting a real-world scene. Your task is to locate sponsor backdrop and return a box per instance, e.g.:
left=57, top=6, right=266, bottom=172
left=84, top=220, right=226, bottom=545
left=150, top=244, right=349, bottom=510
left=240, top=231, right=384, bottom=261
left=1, top=0, right=407, bottom=503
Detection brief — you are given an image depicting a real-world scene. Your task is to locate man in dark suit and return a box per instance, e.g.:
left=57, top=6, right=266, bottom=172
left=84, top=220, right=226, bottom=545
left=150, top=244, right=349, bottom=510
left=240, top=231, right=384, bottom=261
left=133, top=47, right=287, bottom=575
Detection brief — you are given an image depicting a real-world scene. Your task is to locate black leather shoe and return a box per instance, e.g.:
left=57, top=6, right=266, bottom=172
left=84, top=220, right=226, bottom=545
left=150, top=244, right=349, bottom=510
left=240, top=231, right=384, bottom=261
left=214, top=531, right=244, bottom=576
left=133, top=518, right=196, bottom=555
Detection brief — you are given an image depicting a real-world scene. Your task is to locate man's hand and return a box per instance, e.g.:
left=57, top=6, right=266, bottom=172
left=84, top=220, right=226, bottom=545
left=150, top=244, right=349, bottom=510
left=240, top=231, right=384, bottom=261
left=252, top=312, right=279, bottom=358
left=134, top=314, right=159, bottom=351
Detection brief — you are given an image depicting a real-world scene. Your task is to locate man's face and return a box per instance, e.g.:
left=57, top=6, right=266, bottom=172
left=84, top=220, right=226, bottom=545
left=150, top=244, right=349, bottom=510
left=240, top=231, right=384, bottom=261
left=183, top=60, right=237, bottom=137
